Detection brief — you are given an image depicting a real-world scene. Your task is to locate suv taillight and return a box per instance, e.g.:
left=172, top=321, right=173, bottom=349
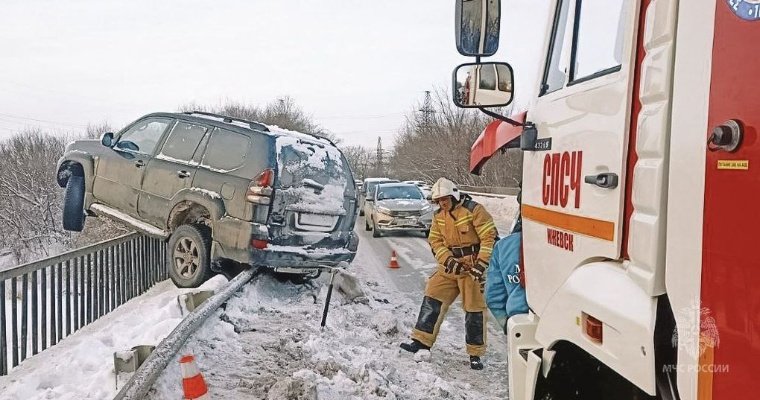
left=246, top=168, right=274, bottom=205
left=256, top=168, right=274, bottom=187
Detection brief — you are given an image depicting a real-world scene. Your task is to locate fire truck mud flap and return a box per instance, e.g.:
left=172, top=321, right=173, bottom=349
left=508, top=313, right=543, bottom=400
left=534, top=261, right=659, bottom=395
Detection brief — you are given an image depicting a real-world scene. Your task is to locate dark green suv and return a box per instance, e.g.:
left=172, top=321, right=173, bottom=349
left=56, top=112, right=359, bottom=287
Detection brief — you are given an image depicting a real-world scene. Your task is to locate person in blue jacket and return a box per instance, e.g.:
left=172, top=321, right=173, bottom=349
left=485, top=191, right=528, bottom=332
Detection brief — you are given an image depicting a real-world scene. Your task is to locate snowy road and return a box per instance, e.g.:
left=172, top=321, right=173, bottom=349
left=149, top=196, right=517, bottom=400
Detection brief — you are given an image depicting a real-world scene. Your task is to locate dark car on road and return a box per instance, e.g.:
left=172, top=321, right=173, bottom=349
left=56, top=111, right=359, bottom=287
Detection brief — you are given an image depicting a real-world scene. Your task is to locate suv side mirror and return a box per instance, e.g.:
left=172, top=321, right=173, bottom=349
left=453, top=62, right=514, bottom=108
left=101, top=132, right=114, bottom=147
left=455, top=0, right=501, bottom=57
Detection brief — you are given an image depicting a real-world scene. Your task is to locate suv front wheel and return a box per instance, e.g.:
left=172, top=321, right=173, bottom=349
left=62, top=175, right=86, bottom=232
left=168, top=224, right=212, bottom=288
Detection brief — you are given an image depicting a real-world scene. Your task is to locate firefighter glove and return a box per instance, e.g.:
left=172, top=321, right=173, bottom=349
left=444, top=257, right=466, bottom=275
left=469, top=259, right=487, bottom=285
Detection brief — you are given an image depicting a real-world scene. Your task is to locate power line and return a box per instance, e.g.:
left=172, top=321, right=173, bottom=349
left=316, top=112, right=405, bottom=120
left=0, top=112, right=87, bottom=128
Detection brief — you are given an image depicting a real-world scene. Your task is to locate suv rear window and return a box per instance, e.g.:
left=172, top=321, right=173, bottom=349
left=202, top=128, right=250, bottom=171
left=277, top=137, right=347, bottom=188
left=275, top=136, right=351, bottom=215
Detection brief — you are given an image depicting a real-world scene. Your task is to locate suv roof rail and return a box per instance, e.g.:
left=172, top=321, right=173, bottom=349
left=183, top=111, right=270, bottom=132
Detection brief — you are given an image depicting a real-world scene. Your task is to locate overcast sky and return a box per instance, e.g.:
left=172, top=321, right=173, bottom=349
left=0, top=0, right=550, bottom=149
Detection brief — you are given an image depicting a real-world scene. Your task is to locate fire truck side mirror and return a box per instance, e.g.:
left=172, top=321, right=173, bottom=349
left=455, top=0, right=501, bottom=57
left=452, top=62, right=514, bottom=108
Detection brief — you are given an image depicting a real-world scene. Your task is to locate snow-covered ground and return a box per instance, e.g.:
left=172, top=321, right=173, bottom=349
left=0, top=277, right=229, bottom=399
left=0, top=194, right=518, bottom=399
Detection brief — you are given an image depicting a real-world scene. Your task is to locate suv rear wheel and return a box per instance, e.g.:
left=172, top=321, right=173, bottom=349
left=168, top=224, right=212, bottom=288
left=62, top=175, right=85, bottom=232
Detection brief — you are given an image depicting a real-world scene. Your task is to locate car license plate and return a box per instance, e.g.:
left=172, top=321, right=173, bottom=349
left=299, top=213, right=338, bottom=227
left=397, top=217, right=417, bottom=226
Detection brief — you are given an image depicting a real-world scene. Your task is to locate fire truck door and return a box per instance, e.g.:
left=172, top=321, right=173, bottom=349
left=700, top=1, right=760, bottom=398
left=522, top=0, right=640, bottom=313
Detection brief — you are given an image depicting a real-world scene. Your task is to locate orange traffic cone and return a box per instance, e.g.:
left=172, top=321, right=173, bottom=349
left=389, top=250, right=400, bottom=269
left=180, top=354, right=209, bottom=399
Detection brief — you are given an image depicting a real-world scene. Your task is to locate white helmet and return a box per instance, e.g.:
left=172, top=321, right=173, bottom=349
left=431, top=178, right=460, bottom=201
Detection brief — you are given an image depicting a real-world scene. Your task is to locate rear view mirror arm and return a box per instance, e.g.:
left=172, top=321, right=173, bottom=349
left=478, top=107, right=524, bottom=127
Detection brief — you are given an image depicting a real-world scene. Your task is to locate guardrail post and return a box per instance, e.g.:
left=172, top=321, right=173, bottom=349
left=1, top=281, right=7, bottom=375
left=11, top=277, right=18, bottom=367
left=31, top=271, right=38, bottom=356
left=21, top=274, right=28, bottom=362
left=62, top=261, right=68, bottom=339
left=40, top=268, right=47, bottom=352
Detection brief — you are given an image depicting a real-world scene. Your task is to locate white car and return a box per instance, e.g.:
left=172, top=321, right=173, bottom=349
left=359, top=178, right=398, bottom=216
left=365, top=183, right=434, bottom=238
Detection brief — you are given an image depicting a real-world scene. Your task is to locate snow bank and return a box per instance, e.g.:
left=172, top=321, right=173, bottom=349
left=0, top=276, right=229, bottom=400
left=470, top=195, right=519, bottom=234
left=149, top=270, right=509, bottom=400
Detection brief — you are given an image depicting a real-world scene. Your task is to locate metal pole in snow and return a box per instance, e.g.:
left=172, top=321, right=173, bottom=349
left=320, top=268, right=337, bottom=329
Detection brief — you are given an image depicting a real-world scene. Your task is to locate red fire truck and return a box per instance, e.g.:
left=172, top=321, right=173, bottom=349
left=456, top=1, right=759, bottom=399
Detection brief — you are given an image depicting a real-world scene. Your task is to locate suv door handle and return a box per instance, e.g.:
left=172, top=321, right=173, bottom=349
left=134, top=160, right=145, bottom=168
left=177, top=170, right=191, bottom=179
left=584, top=173, right=618, bottom=189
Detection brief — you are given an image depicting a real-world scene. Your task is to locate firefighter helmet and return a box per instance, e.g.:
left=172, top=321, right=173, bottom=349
left=431, top=178, right=461, bottom=201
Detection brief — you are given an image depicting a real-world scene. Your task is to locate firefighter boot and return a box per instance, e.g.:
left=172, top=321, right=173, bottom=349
left=470, top=355, right=484, bottom=370
left=400, top=339, right=431, bottom=354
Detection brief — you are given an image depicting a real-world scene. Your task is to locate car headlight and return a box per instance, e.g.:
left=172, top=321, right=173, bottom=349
left=421, top=204, right=432, bottom=213
left=376, top=206, right=392, bottom=214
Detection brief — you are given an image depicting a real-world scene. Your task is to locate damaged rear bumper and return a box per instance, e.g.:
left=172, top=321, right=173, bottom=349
left=249, top=246, right=356, bottom=268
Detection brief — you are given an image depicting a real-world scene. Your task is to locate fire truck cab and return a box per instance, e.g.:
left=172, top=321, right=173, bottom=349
left=457, top=1, right=760, bottom=399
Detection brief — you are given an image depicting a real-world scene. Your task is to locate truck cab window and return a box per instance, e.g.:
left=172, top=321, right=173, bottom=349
left=540, top=0, right=571, bottom=96
left=572, top=0, right=627, bottom=81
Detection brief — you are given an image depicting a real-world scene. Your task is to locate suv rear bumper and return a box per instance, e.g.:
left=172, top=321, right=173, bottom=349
left=250, top=246, right=356, bottom=268
left=210, top=217, right=358, bottom=269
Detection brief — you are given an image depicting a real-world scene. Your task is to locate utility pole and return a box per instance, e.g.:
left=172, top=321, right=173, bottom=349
left=419, top=90, right=435, bottom=133
left=376, top=136, right=384, bottom=177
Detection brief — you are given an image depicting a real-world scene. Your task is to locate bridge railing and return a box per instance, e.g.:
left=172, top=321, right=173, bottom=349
left=0, top=233, right=167, bottom=376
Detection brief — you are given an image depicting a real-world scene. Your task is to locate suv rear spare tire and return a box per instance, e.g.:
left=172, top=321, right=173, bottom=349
left=63, top=175, right=86, bottom=232
left=168, top=224, right=212, bottom=288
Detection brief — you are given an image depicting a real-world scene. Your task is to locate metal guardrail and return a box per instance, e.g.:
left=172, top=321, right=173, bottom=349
left=0, top=233, right=167, bottom=376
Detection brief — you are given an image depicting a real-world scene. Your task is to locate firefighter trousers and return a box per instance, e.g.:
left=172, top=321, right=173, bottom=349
left=411, top=270, right=487, bottom=356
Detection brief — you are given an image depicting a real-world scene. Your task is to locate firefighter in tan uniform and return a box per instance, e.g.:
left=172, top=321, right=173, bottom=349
left=400, top=178, right=497, bottom=370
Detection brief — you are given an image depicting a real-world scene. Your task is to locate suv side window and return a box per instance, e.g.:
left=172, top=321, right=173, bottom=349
left=116, top=118, right=172, bottom=155
left=202, top=128, right=250, bottom=171
left=571, top=0, right=627, bottom=82
left=160, top=121, right=208, bottom=161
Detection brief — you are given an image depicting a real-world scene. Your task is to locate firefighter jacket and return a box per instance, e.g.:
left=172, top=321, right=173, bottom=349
left=428, top=195, right=497, bottom=273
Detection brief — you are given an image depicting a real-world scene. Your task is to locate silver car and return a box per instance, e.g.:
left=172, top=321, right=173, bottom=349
left=365, top=183, right=434, bottom=238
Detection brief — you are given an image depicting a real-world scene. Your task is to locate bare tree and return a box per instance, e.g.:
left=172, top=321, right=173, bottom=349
left=389, top=89, right=521, bottom=187
left=180, top=97, right=341, bottom=144
left=0, top=130, right=70, bottom=262
left=341, top=145, right=376, bottom=181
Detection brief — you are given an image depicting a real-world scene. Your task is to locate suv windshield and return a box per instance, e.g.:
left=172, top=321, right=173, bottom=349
left=377, top=186, right=423, bottom=201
